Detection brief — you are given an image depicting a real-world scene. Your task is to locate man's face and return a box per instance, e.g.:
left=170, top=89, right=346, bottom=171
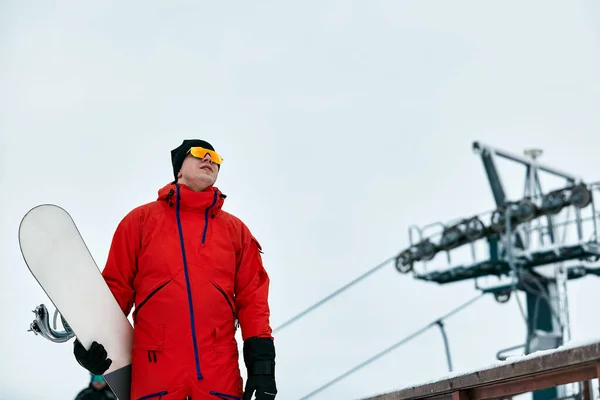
left=177, top=152, right=219, bottom=190
left=92, top=381, right=107, bottom=390
left=90, top=375, right=107, bottom=390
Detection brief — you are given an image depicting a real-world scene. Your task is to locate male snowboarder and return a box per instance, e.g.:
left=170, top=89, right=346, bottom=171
left=73, top=139, right=277, bottom=400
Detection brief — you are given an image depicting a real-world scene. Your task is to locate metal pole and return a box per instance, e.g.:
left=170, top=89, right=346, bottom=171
left=523, top=148, right=563, bottom=400
left=435, top=320, right=453, bottom=372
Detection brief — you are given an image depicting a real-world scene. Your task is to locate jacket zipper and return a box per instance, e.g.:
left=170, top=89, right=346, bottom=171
left=211, top=282, right=236, bottom=324
left=175, top=184, right=203, bottom=380
left=138, top=391, right=168, bottom=399
left=132, top=280, right=171, bottom=323
left=209, top=391, right=242, bottom=400
left=202, top=190, right=218, bottom=244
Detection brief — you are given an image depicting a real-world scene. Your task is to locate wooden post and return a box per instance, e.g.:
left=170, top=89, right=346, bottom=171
left=452, top=390, right=469, bottom=400
left=582, top=380, right=591, bottom=400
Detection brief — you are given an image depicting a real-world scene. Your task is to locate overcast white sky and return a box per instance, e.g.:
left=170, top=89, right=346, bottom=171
left=2, top=1, right=600, bottom=399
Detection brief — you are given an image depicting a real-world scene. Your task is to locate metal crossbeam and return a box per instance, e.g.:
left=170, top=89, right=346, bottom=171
left=472, top=141, right=581, bottom=183
left=415, top=243, right=600, bottom=284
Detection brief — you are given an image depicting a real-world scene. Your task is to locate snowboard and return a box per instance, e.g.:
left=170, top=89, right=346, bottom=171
left=18, top=204, right=133, bottom=400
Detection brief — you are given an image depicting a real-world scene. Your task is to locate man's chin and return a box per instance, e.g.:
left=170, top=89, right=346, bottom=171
left=195, top=176, right=216, bottom=188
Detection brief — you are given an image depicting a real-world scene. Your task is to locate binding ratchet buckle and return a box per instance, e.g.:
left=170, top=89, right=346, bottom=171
left=28, top=304, right=74, bottom=343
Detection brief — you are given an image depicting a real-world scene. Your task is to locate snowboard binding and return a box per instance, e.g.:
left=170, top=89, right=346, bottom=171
left=28, top=304, right=74, bottom=343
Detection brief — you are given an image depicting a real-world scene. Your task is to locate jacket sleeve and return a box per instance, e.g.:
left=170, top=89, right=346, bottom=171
left=234, top=224, right=273, bottom=341
left=101, top=209, right=141, bottom=316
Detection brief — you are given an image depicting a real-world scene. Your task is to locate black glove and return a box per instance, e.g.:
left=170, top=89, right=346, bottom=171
left=242, top=337, right=277, bottom=400
left=73, top=339, right=112, bottom=375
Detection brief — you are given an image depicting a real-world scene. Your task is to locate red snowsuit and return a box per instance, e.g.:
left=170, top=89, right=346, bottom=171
left=102, top=182, right=273, bottom=400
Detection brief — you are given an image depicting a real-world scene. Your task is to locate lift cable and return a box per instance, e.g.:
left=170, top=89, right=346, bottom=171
left=298, top=292, right=486, bottom=400
left=273, top=255, right=396, bottom=334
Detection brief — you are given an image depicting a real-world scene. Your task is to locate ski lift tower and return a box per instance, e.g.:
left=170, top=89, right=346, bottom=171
left=395, top=141, right=600, bottom=400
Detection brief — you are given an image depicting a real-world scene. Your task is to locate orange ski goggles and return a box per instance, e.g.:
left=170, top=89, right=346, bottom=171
left=187, top=147, right=224, bottom=165
left=91, top=375, right=105, bottom=383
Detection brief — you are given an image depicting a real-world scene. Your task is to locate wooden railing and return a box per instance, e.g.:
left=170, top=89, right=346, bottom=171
left=361, top=341, right=600, bottom=400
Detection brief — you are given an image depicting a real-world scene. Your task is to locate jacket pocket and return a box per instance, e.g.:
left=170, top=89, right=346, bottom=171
left=209, top=391, right=241, bottom=400
left=133, top=323, right=165, bottom=352
left=137, top=390, right=168, bottom=399
left=211, top=281, right=238, bottom=328
left=133, top=279, right=172, bottom=323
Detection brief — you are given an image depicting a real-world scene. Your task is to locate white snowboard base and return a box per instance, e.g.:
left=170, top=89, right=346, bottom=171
left=19, top=204, right=133, bottom=400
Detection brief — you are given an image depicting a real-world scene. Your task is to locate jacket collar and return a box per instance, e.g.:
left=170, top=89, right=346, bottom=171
left=157, top=182, right=226, bottom=216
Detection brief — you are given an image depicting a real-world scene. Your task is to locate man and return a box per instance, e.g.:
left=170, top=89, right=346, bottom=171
left=74, top=375, right=117, bottom=400
left=73, top=139, right=277, bottom=400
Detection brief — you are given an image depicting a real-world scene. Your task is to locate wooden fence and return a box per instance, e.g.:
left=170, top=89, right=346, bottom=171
left=361, top=340, right=600, bottom=400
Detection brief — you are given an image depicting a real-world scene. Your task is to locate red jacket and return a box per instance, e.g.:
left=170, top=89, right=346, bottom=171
left=102, top=182, right=273, bottom=400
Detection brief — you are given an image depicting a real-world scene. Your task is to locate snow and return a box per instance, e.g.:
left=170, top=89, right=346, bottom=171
left=559, top=336, right=600, bottom=350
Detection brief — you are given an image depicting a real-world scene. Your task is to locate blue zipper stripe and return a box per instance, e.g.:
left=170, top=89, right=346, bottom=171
left=138, top=391, right=168, bottom=399
left=175, top=184, right=203, bottom=380
left=202, top=190, right=218, bottom=244
left=209, top=391, right=242, bottom=400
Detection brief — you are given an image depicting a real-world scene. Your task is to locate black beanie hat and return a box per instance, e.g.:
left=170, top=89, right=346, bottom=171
left=170, top=139, right=217, bottom=180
